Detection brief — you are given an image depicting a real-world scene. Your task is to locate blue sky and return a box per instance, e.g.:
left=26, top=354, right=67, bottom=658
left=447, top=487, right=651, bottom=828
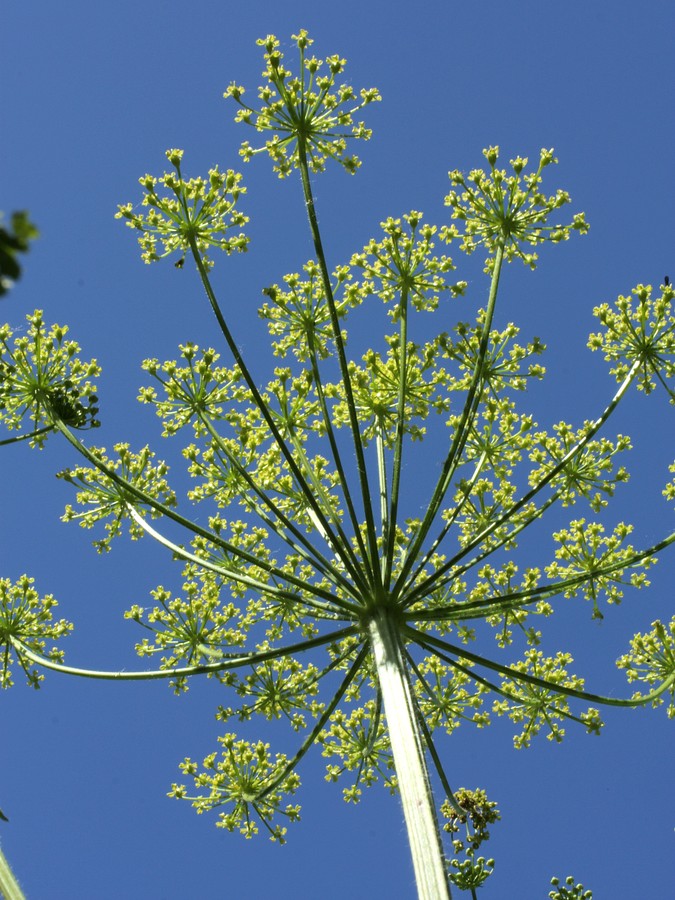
left=2, top=2, right=674, bottom=898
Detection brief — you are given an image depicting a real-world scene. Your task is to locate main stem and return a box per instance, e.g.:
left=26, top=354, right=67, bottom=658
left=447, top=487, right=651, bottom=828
left=367, top=610, right=451, bottom=900
left=0, top=844, right=26, bottom=900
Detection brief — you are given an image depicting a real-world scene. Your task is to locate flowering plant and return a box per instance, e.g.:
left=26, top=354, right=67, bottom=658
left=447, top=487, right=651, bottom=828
left=2, top=31, right=674, bottom=900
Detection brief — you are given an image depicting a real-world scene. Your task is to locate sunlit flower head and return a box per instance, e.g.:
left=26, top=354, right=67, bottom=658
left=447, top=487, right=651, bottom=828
left=444, top=147, right=589, bottom=271
left=116, top=149, right=249, bottom=269
left=224, top=31, right=381, bottom=178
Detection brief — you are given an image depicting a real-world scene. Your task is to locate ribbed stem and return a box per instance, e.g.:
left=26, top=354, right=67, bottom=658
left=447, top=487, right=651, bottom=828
left=0, top=844, right=27, bottom=900
left=367, top=611, right=451, bottom=900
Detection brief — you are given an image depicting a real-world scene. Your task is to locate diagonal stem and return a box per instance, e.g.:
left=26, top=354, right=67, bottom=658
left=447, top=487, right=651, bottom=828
left=407, top=626, right=675, bottom=708
left=296, top=143, right=381, bottom=588
left=199, top=413, right=367, bottom=596
left=0, top=844, right=27, bottom=900
left=11, top=626, right=360, bottom=682
left=392, top=246, right=505, bottom=600
left=53, top=419, right=342, bottom=604
left=305, top=346, right=371, bottom=571
left=408, top=528, right=675, bottom=624
left=126, top=505, right=359, bottom=619
left=257, top=644, right=370, bottom=802
left=384, top=288, right=410, bottom=586
left=403, top=356, right=642, bottom=607
left=0, top=425, right=54, bottom=446
left=188, top=236, right=356, bottom=576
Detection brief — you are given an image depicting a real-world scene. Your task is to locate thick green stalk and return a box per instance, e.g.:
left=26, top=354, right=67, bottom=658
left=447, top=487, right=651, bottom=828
left=0, top=844, right=26, bottom=900
left=367, top=611, right=451, bottom=900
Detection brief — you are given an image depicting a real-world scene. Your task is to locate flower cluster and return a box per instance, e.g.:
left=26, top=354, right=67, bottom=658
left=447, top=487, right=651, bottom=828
left=350, top=213, right=465, bottom=313
left=116, top=149, right=249, bottom=268
left=0, top=311, right=100, bottom=446
left=224, top=31, right=380, bottom=177
left=260, top=261, right=361, bottom=361
left=546, top=520, right=653, bottom=619
left=442, top=787, right=500, bottom=853
left=492, top=650, right=602, bottom=748
left=139, top=344, right=240, bottom=437
left=0, top=575, right=72, bottom=688
left=226, top=656, right=322, bottom=731
left=588, top=281, right=675, bottom=399
left=664, top=461, right=675, bottom=502
left=329, top=337, right=451, bottom=445
left=444, top=147, right=589, bottom=270
left=443, top=788, right=499, bottom=891
left=320, top=698, right=395, bottom=801
left=460, top=398, right=535, bottom=481
left=126, top=574, right=246, bottom=690
left=169, top=734, right=301, bottom=842
left=528, top=423, right=631, bottom=512
left=616, top=617, right=675, bottom=717
left=58, top=444, right=176, bottom=552
left=440, top=314, right=546, bottom=398
left=549, top=875, right=593, bottom=900
left=412, top=655, right=489, bottom=734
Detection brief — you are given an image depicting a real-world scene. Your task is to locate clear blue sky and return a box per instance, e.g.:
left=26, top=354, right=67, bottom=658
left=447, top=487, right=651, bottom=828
left=2, top=2, right=674, bottom=898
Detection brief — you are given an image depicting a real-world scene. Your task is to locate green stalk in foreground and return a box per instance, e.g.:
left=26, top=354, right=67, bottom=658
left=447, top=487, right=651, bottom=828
left=2, top=30, right=675, bottom=899
left=368, top=611, right=450, bottom=898
left=0, top=843, right=27, bottom=900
